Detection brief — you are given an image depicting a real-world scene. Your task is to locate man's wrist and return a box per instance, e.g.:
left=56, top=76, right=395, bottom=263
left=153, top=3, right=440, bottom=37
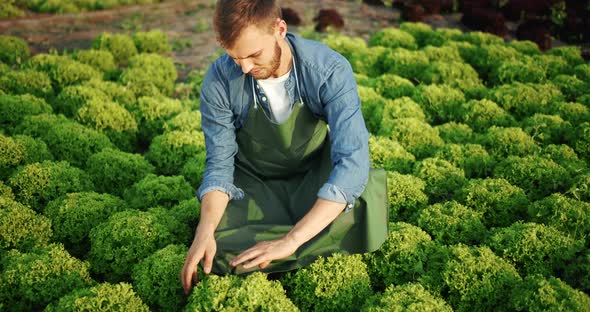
left=195, top=222, right=216, bottom=236
left=284, top=231, right=305, bottom=248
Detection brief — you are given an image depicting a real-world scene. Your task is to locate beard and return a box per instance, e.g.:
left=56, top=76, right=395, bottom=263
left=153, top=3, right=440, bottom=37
left=251, top=41, right=282, bottom=80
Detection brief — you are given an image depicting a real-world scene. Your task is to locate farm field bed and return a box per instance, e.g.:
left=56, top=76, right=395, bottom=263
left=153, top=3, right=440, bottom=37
left=1, top=21, right=590, bottom=311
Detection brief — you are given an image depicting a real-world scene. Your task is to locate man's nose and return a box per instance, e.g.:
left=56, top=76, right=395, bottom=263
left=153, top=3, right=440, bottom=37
left=239, top=58, right=255, bottom=74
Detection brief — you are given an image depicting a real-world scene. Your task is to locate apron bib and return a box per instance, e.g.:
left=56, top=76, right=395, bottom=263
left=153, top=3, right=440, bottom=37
left=211, top=84, right=388, bottom=275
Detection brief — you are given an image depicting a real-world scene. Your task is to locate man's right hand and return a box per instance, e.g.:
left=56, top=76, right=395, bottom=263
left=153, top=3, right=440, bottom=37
left=181, top=229, right=217, bottom=295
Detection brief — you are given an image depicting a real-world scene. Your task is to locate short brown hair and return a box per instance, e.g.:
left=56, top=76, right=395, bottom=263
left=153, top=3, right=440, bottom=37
left=213, top=0, right=282, bottom=49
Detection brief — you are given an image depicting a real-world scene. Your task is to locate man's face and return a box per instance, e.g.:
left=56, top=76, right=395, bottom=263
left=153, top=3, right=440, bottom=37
left=226, top=24, right=282, bottom=80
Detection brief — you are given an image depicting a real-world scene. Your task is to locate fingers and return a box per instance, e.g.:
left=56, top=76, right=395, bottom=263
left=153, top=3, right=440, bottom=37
left=181, top=262, right=196, bottom=294
left=181, top=249, right=204, bottom=295
left=259, top=260, right=272, bottom=269
left=231, top=247, right=265, bottom=267
left=203, top=246, right=216, bottom=274
left=180, top=265, right=192, bottom=295
left=242, top=255, right=269, bottom=269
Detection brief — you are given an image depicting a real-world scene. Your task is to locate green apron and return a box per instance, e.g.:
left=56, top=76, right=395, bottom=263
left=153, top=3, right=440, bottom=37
left=211, top=92, right=389, bottom=275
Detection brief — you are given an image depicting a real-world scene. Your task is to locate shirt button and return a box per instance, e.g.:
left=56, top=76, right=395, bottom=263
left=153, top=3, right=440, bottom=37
left=256, top=84, right=260, bottom=89
left=262, top=96, right=267, bottom=102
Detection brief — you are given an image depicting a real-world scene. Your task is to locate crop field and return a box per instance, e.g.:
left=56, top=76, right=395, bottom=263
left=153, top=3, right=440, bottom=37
left=1, top=22, right=590, bottom=311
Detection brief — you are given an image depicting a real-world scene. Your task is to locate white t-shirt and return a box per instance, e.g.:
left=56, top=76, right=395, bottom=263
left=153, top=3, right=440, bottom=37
left=257, top=69, right=292, bottom=124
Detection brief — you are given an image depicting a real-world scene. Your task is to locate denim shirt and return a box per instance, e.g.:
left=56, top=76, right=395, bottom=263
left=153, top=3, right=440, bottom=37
left=197, top=32, right=370, bottom=212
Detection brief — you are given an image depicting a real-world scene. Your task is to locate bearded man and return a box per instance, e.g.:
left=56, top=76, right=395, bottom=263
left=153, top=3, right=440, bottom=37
left=181, top=0, right=388, bottom=294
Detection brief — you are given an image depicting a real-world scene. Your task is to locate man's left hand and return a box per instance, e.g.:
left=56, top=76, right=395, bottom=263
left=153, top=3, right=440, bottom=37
left=230, top=235, right=299, bottom=270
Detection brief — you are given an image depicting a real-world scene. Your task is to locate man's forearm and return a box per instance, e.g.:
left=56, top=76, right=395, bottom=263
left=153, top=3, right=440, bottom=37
left=196, top=190, right=230, bottom=235
left=285, top=198, right=347, bottom=247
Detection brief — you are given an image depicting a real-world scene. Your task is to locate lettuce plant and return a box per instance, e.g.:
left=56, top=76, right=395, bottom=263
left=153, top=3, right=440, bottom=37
left=546, top=46, right=584, bottom=67
left=480, top=126, right=539, bottom=158
left=551, top=74, right=587, bottom=101
left=365, top=222, right=434, bottom=289
left=0, top=69, right=53, bottom=99
left=399, top=22, right=446, bottom=48
left=123, top=173, right=194, bottom=210
left=493, top=155, right=571, bottom=200
left=145, top=130, right=205, bottom=176
left=187, top=272, right=298, bottom=311
left=569, top=173, right=590, bottom=202
left=72, top=49, right=117, bottom=77
left=88, top=209, right=178, bottom=282
left=459, top=98, right=516, bottom=132
left=573, top=122, right=590, bottom=161
left=358, top=86, right=387, bottom=134
left=15, top=114, right=114, bottom=168
left=54, top=85, right=111, bottom=117
left=120, top=53, right=177, bottom=96
left=92, top=32, right=138, bottom=65
left=416, top=201, right=487, bottom=245
left=386, top=171, right=428, bottom=221
left=379, top=117, right=444, bottom=159
left=381, top=96, right=425, bottom=123
left=529, top=193, right=590, bottom=240
left=489, top=56, right=546, bottom=85
left=533, top=54, right=570, bottom=79
left=44, top=192, right=127, bottom=257
left=0, top=94, right=52, bottom=134
left=487, top=222, right=584, bottom=276
left=0, top=198, right=52, bottom=252
left=8, top=160, right=94, bottom=212
left=382, top=48, right=429, bottom=81
left=434, top=122, right=474, bottom=144
left=133, top=95, right=185, bottom=143
left=508, top=40, right=541, bottom=56
left=521, top=113, right=571, bottom=145
left=85, top=148, right=155, bottom=197
left=512, top=274, right=590, bottom=312
left=413, top=157, right=466, bottom=202
left=420, top=244, right=521, bottom=312
left=45, top=282, right=149, bottom=312
left=163, top=110, right=202, bottom=132
left=486, top=82, right=563, bottom=118
left=282, top=253, right=373, bottom=312
left=180, top=151, right=206, bottom=191
left=551, top=101, right=590, bottom=125
left=457, top=178, right=529, bottom=228
left=375, top=74, right=415, bottom=99
left=0, top=35, right=30, bottom=65
left=361, top=283, right=452, bottom=312
left=368, top=27, right=417, bottom=50
left=369, top=135, right=415, bottom=173
left=133, top=29, right=172, bottom=54
left=0, top=244, right=94, bottom=311
left=412, top=84, right=465, bottom=124
left=131, top=244, right=188, bottom=311
left=434, top=143, right=494, bottom=178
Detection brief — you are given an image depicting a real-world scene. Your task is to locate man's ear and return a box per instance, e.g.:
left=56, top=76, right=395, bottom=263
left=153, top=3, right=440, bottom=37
left=275, top=18, right=288, bottom=39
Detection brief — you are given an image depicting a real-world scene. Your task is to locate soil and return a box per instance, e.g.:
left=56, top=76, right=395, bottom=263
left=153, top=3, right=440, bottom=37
left=0, top=0, right=570, bottom=80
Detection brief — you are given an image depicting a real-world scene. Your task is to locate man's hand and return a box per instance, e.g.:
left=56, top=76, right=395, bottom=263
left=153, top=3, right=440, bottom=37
left=181, top=190, right=229, bottom=294
left=231, top=198, right=345, bottom=270
left=181, top=230, right=217, bottom=295
left=230, top=235, right=299, bottom=270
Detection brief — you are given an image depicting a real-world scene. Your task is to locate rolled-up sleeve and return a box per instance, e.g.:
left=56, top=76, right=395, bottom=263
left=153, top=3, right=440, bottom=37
left=197, top=62, right=244, bottom=202
left=317, top=57, right=370, bottom=213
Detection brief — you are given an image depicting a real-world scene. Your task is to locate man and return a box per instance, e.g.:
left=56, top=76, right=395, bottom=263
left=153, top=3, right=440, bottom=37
left=181, top=0, right=388, bottom=294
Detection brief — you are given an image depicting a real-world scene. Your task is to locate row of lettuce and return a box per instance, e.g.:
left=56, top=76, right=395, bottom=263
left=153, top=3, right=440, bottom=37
left=0, top=0, right=166, bottom=17
left=1, top=23, right=590, bottom=311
